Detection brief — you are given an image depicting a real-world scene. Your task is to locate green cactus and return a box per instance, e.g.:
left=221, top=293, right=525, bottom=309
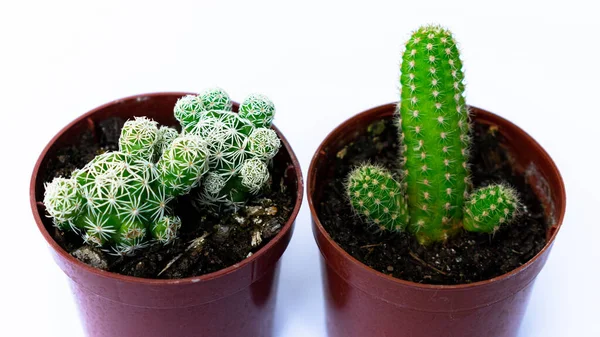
left=239, top=93, right=275, bottom=128
left=119, top=117, right=159, bottom=160
left=346, top=25, right=521, bottom=245
left=174, top=95, right=202, bottom=133
left=157, top=134, right=209, bottom=196
left=43, top=177, right=83, bottom=230
left=44, top=125, right=209, bottom=255
left=198, top=87, right=232, bottom=111
left=346, top=165, right=409, bottom=231
left=151, top=215, right=182, bottom=244
left=175, top=89, right=281, bottom=208
left=463, top=185, right=519, bottom=233
left=156, top=126, right=179, bottom=156
left=398, top=24, right=470, bottom=243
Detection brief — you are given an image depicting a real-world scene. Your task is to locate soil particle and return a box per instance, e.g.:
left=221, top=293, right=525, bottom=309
left=318, top=117, right=547, bottom=285
left=71, top=246, right=109, bottom=271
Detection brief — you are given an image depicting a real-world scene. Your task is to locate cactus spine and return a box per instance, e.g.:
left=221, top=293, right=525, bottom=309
left=347, top=25, right=521, bottom=245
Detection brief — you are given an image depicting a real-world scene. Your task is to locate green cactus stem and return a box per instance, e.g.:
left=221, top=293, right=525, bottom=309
left=346, top=165, right=409, bottom=231
left=156, top=126, right=179, bottom=156
left=398, top=25, right=470, bottom=244
left=119, top=117, right=159, bottom=160
left=239, top=93, right=276, bottom=128
left=43, top=177, right=83, bottom=230
left=151, top=215, right=182, bottom=244
left=174, top=95, right=202, bottom=133
left=197, top=87, right=232, bottom=111
left=157, top=134, right=209, bottom=196
left=463, top=184, right=519, bottom=233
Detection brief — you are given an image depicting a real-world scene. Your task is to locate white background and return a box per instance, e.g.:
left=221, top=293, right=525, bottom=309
left=1, top=1, right=598, bottom=336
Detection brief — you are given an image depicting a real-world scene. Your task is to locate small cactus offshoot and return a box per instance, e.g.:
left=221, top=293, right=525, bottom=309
left=346, top=25, right=521, bottom=245
left=346, top=165, right=409, bottom=231
left=44, top=87, right=281, bottom=255
left=463, top=184, right=519, bottom=233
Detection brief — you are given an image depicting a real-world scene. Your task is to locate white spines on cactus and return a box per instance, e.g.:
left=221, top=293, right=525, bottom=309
left=197, top=87, right=233, bottom=111
left=156, top=126, right=179, bottom=156
left=247, top=128, right=281, bottom=160
left=240, top=158, right=270, bottom=194
left=195, top=172, right=229, bottom=206
left=173, top=88, right=281, bottom=207
left=191, top=111, right=253, bottom=178
left=174, top=95, right=203, bottom=132
left=119, top=117, right=159, bottom=160
left=157, top=134, right=209, bottom=196
left=43, top=177, right=83, bottom=230
left=151, top=215, right=182, bottom=244
left=239, top=93, right=275, bottom=128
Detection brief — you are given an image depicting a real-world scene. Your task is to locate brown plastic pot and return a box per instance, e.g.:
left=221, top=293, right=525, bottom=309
left=308, top=103, right=565, bottom=337
left=30, top=92, right=303, bottom=337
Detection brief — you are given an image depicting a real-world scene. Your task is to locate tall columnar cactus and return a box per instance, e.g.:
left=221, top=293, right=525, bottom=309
left=44, top=118, right=208, bottom=255
left=398, top=25, right=470, bottom=242
left=173, top=88, right=281, bottom=208
left=347, top=25, right=521, bottom=245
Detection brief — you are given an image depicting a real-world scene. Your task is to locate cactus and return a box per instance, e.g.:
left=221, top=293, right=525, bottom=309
left=43, top=177, right=83, bottom=230
left=463, top=185, right=519, bottom=233
left=156, top=126, right=179, bottom=155
left=44, top=87, right=281, bottom=255
left=198, top=87, right=233, bottom=111
left=239, top=93, right=275, bottom=128
left=174, top=95, right=203, bottom=133
left=151, top=215, right=182, bottom=244
left=346, top=165, right=409, bottom=231
left=44, top=127, right=208, bottom=255
left=398, top=24, right=470, bottom=243
left=175, top=88, right=281, bottom=208
left=119, top=117, right=159, bottom=160
left=347, top=25, right=521, bottom=245
left=157, top=134, right=209, bottom=196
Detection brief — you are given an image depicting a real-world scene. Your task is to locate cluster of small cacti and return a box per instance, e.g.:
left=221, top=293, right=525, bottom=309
left=44, top=88, right=280, bottom=255
left=347, top=25, right=520, bottom=245
left=174, top=89, right=280, bottom=207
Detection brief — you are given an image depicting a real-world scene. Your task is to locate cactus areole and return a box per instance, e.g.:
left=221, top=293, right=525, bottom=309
left=347, top=25, right=520, bottom=245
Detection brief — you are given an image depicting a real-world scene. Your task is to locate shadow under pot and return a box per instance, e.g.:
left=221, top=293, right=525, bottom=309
left=30, top=92, right=303, bottom=337
left=308, top=103, right=565, bottom=337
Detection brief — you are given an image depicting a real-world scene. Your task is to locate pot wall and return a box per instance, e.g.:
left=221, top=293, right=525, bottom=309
left=309, top=103, right=565, bottom=337
left=31, top=93, right=303, bottom=337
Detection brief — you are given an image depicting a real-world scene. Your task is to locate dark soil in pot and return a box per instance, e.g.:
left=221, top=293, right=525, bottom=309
left=318, top=116, right=547, bottom=285
left=41, top=117, right=294, bottom=279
